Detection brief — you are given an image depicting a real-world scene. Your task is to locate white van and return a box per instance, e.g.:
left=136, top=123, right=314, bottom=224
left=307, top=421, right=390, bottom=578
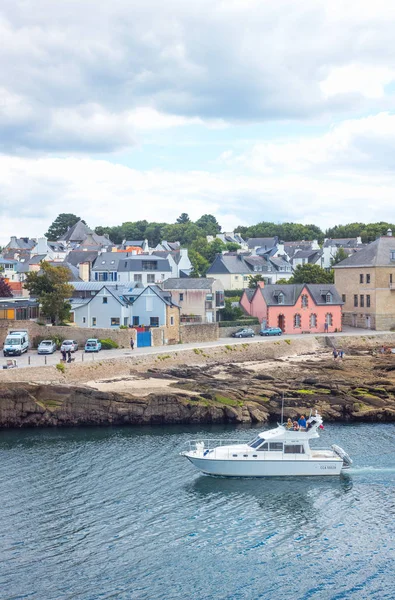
left=3, top=330, right=29, bottom=357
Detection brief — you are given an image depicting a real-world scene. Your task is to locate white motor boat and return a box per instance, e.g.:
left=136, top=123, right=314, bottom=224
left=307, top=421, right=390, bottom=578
left=181, top=412, right=352, bottom=477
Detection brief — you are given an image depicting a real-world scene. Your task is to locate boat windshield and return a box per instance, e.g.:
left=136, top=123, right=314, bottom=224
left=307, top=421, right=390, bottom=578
left=249, top=437, right=264, bottom=449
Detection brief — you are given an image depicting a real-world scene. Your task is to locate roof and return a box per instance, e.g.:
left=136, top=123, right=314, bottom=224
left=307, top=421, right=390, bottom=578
left=72, top=285, right=129, bottom=309
left=58, top=220, right=93, bottom=243
left=92, top=253, right=172, bottom=272
left=123, top=240, right=146, bottom=248
left=78, top=233, right=111, bottom=248
left=71, top=281, right=142, bottom=293
left=131, top=285, right=179, bottom=308
left=333, top=236, right=395, bottom=268
left=323, top=237, right=364, bottom=248
left=66, top=250, right=100, bottom=266
left=241, top=288, right=255, bottom=302
left=292, top=250, right=323, bottom=263
left=0, top=258, right=17, bottom=265
left=259, top=283, right=342, bottom=306
left=247, top=237, right=278, bottom=249
left=162, top=277, right=217, bottom=290
left=4, top=237, right=36, bottom=250
left=28, top=254, right=47, bottom=264
left=0, top=299, right=38, bottom=308
left=207, top=254, right=252, bottom=275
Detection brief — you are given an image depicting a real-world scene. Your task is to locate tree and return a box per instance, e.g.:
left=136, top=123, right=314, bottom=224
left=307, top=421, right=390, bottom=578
left=225, top=242, right=241, bottom=252
left=330, top=248, right=348, bottom=266
left=45, top=214, right=85, bottom=240
left=189, top=250, right=210, bottom=277
left=176, top=213, right=190, bottom=224
left=195, top=214, right=221, bottom=236
left=24, top=262, right=74, bottom=324
left=221, top=299, right=244, bottom=321
left=290, top=264, right=334, bottom=284
left=0, top=278, right=13, bottom=297
left=248, top=274, right=265, bottom=289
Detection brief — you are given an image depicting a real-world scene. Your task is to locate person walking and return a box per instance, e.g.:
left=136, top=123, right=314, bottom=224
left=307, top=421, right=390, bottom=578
left=130, top=337, right=135, bottom=350
left=67, top=350, right=72, bottom=363
left=324, top=322, right=329, bottom=333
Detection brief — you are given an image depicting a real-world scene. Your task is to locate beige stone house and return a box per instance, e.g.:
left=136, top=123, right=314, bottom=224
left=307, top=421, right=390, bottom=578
left=334, top=233, right=395, bottom=330
left=162, top=278, right=225, bottom=323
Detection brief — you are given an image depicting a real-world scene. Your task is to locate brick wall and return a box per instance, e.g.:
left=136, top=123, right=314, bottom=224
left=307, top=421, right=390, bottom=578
left=0, top=320, right=136, bottom=349
left=180, top=323, right=219, bottom=343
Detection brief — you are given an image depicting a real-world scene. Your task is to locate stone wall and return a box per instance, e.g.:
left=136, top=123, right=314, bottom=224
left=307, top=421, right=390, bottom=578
left=219, top=324, right=261, bottom=338
left=0, top=320, right=136, bottom=349
left=180, top=323, right=219, bottom=344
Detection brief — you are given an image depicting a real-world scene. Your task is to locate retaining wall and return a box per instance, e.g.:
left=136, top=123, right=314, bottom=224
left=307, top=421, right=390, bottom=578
left=180, top=323, right=219, bottom=343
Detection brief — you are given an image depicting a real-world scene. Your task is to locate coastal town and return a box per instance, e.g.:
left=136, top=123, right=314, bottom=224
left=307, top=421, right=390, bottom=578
left=1, top=216, right=395, bottom=358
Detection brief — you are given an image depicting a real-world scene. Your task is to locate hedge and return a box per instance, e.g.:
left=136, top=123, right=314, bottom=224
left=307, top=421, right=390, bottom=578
left=219, top=318, right=259, bottom=327
left=99, top=338, right=119, bottom=349
left=224, top=289, right=245, bottom=298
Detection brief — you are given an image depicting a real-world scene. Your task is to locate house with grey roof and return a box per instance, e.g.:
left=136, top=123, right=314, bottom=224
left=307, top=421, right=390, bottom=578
left=91, top=252, right=172, bottom=286
left=322, top=236, right=365, bottom=269
left=2, top=236, right=36, bottom=261
left=58, top=220, right=93, bottom=245
left=292, top=249, right=324, bottom=269
left=162, top=277, right=224, bottom=322
left=207, top=252, right=293, bottom=290
left=333, top=232, right=395, bottom=330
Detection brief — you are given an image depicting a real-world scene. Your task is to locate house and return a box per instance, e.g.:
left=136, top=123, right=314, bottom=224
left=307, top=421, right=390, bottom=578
left=67, top=250, right=100, bottom=282
left=333, top=231, right=395, bottom=330
left=121, top=239, right=150, bottom=252
left=246, top=237, right=279, bottom=252
left=70, top=285, right=131, bottom=328
left=207, top=252, right=293, bottom=290
left=241, top=281, right=342, bottom=334
left=30, top=237, right=68, bottom=262
left=128, top=285, right=179, bottom=337
left=0, top=298, right=39, bottom=321
left=291, top=249, right=324, bottom=269
left=91, top=252, right=172, bottom=285
left=322, top=237, right=365, bottom=269
left=152, top=249, right=192, bottom=278
left=162, top=278, right=225, bottom=323
left=206, top=232, right=247, bottom=249
left=283, top=240, right=321, bottom=263
left=2, top=237, right=36, bottom=261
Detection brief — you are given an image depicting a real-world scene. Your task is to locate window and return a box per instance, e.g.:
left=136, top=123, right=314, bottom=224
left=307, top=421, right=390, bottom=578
left=360, top=295, right=364, bottom=308
left=390, top=274, right=393, bottom=284
left=269, top=442, right=283, bottom=452
left=390, top=250, right=395, bottom=261
left=342, top=294, right=346, bottom=303
left=360, top=274, right=364, bottom=283
left=257, top=443, right=268, bottom=451
left=277, top=292, right=284, bottom=304
left=150, top=317, right=159, bottom=327
left=124, top=318, right=128, bottom=326
left=206, top=294, right=213, bottom=301
left=142, top=261, right=158, bottom=270
left=102, top=297, right=108, bottom=304
left=326, top=293, right=332, bottom=303
left=147, top=274, right=155, bottom=283
left=354, top=294, right=358, bottom=307
left=294, top=313, right=301, bottom=328
left=111, top=317, right=120, bottom=326
left=83, top=317, right=86, bottom=324
left=301, top=294, right=308, bottom=308
left=284, top=445, right=305, bottom=454
left=325, top=313, right=333, bottom=326
left=234, top=276, right=239, bottom=280
left=310, top=313, right=317, bottom=328
left=92, top=317, right=97, bottom=326
left=366, top=295, right=371, bottom=308
left=134, top=274, right=142, bottom=282
left=179, top=293, right=184, bottom=301
left=132, top=316, right=140, bottom=326
left=249, top=437, right=263, bottom=449
left=170, top=316, right=174, bottom=326
left=366, top=274, right=370, bottom=284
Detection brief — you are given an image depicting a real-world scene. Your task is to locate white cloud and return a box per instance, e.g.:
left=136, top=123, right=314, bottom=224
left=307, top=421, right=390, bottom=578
left=320, top=65, right=395, bottom=99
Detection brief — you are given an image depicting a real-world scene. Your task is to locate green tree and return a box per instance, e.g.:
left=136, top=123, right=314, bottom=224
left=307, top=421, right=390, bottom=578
left=176, top=213, right=190, bottom=224
left=0, top=278, right=13, bottom=297
left=189, top=249, right=210, bottom=277
left=290, top=264, right=334, bottom=284
left=330, top=248, right=348, bottom=266
left=225, top=242, right=241, bottom=252
left=221, top=299, right=244, bottom=321
left=248, top=274, right=265, bottom=288
left=24, top=262, right=74, bottom=325
left=195, top=214, right=221, bottom=235
left=45, top=214, right=85, bottom=240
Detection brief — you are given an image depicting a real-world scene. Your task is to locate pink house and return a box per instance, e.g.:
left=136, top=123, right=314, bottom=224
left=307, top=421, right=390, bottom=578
left=241, top=281, right=343, bottom=334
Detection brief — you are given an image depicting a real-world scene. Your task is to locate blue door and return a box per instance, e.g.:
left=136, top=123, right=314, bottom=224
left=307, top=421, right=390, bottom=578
left=137, top=330, right=151, bottom=347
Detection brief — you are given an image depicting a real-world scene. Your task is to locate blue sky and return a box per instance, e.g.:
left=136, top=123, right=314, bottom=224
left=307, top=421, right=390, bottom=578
left=1, top=0, right=395, bottom=243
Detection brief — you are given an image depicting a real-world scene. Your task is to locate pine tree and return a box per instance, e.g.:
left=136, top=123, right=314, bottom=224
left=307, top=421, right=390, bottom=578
left=0, top=278, right=13, bottom=297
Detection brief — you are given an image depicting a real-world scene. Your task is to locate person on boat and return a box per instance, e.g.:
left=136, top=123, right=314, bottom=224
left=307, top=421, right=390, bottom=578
left=298, top=415, right=307, bottom=430
left=286, top=418, right=293, bottom=429
left=293, top=421, right=299, bottom=431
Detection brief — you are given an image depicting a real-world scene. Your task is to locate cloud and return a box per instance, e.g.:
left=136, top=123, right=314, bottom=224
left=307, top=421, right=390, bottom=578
left=2, top=1, right=395, bottom=152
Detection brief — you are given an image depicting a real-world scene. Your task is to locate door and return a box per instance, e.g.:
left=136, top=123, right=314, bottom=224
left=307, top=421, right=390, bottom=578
left=278, top=314, right=285, bottom=332
left=366, top=315, right=371, bottom=329
left=137, top=330, right=152, bottom=347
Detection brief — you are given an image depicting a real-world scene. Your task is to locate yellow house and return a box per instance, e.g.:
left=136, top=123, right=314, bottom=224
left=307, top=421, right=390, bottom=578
left=334, top=233, right=395, bottom=330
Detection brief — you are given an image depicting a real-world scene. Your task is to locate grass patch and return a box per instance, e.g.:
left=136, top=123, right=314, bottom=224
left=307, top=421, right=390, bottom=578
left=193, top=348, right=203, bottom=355
left=214, top=394, right=242, bottom=407
left=296, top=389, right=315, bottom=395
left=157, top=354, right=171, bottom=361
left=225, top=345, right=234, bottom=351
left=284, top=339, right=291, bottom=345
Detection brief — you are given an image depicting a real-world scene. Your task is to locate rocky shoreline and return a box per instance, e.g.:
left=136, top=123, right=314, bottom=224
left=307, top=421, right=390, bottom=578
left=1, top=351, right=395, bottom=428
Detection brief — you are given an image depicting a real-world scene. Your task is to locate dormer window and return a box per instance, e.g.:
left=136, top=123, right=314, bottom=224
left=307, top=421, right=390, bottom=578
left=326, top=293, right=332, bottom=303
left=301, top=294, right=308, bottom=308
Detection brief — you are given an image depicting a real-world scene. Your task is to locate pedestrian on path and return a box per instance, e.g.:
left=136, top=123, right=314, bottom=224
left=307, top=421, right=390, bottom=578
left=333, top=349, right=338, bottom=360
left=130, top=337, right=134, bottom=350
left=324, top=322, right=329, bottom=333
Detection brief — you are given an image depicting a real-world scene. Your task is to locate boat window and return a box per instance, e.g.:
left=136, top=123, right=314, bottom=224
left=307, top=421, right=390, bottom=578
left=257, top=443, right=268, bottom=451
left=232, top=454, right=238, bottom=457
left=284, top=445, right=305, bottom=454
left=249, top=437, right=264, bottom=448
left=269, top=442, right=283, bottom=452
left=253, top=455, right=258, bottom=458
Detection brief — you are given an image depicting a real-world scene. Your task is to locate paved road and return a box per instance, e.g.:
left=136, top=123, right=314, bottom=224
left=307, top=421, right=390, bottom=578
left=2, top=327, right=392, bottom=371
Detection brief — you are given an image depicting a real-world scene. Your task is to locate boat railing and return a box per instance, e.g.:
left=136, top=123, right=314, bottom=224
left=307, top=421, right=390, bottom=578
left=184, top=439, right=248, bottom=452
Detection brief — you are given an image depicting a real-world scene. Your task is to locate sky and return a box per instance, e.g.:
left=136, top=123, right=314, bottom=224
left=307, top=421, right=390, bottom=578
left=1, top=0, right=395, bottom=244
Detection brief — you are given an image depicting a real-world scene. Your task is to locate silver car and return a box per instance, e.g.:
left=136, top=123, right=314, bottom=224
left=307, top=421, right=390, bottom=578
left=60, top=340, right=79, bottom=353
left=37, top=340, right=57, bottom=354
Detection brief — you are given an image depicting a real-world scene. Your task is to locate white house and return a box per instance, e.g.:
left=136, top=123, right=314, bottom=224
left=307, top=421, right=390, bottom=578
left=91, top=252, right=172, bottom=286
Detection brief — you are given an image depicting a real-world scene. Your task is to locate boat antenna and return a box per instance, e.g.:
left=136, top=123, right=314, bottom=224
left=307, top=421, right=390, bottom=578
left=281, top=391, right=284, bottom=425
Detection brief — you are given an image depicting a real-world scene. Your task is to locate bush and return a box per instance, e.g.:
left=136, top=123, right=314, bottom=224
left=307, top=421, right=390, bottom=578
left=219, top=318, right=259, bottom=327
left=224, top=289, right=244, bottom=298
left=99, top=338, right=119, bottom=349
left=56, top=363, right=65, bottom=373
left=119, top=325, right=128, bottom=329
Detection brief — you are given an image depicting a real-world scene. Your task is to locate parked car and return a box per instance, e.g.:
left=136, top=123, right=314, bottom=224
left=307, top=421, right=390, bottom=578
left=231, top=328, right=255, bottom=338
left=37, top=340, right=57, bottom=354
left=260, top=327, right=283, bottom=336
left=85, top=339, right=102, bottom=353
left=61, top=340, right=79, bottom=353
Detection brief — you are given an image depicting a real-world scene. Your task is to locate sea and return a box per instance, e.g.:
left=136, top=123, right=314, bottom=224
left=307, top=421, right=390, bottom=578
left=0, top=422, right=394, bottom=600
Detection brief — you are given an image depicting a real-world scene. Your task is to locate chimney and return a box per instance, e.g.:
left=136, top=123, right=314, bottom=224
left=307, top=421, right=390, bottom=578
left=387, top=228, right=392, bottom=237
left=257, top=280, right=265, bottom=288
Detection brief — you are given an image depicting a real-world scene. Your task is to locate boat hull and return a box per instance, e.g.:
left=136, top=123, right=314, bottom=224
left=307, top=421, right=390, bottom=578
left=184, top=455, right=344, bottom=477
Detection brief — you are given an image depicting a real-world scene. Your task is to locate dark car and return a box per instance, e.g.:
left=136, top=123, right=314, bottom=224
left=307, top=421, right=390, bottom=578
left=231, top=328, right=255, bottom=338
left=260, top=327, right=282, bottom=336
